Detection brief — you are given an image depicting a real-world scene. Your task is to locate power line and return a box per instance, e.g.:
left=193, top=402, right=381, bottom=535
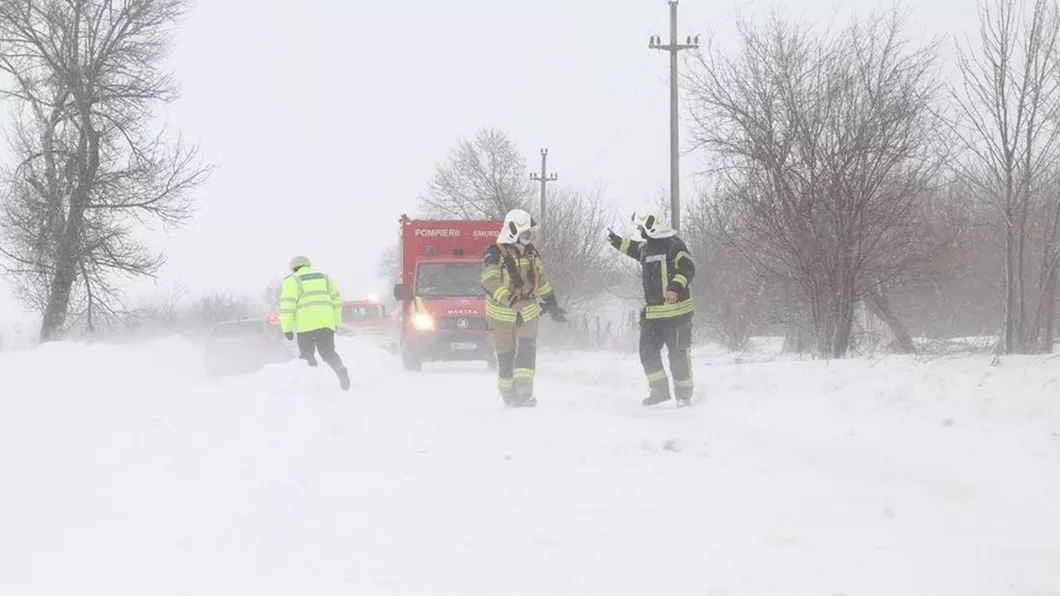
left=530, top=148, right=558, bottom=239
left=649, top=0, right=699, bottom=234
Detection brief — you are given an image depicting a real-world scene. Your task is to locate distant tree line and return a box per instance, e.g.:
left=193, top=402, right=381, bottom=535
left=380, top=0, right=1060, bottom=358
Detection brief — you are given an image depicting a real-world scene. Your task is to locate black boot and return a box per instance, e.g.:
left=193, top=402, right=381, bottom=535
left=675, top=386, right=693, bottom=407
left=509, top=392, right=537, bottom=408
left=336, top=366, right=350, bottom=391
left=642, top=388, right=671, bottom=406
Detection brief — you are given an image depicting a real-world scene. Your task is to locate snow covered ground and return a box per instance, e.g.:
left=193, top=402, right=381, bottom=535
left=1, top=335, right=1058, bottom=596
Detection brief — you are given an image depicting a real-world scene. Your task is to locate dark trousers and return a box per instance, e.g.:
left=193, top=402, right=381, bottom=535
left=297, top=329, right=345, bottom=373
left=639, top=316, right=694, bottom=399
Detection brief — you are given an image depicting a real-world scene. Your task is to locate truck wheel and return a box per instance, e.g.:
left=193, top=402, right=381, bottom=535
left=401, top=348, right=422, bottom=372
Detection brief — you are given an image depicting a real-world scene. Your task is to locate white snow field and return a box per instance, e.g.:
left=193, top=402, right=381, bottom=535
left=2, top=335, right=1059, bottom=596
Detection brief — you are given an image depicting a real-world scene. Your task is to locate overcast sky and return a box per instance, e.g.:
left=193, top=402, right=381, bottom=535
left=0, top=0, right=980, bottom=325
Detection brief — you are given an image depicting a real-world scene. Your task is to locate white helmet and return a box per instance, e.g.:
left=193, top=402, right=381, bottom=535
left=497, top=208, right=536, bottom=244
left=631, top=209, right=675, bottom=239
left=288, top=255, right=311, bottom=270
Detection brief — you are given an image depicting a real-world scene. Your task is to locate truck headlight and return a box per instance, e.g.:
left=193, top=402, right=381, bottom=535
left=412, top=313, right=434, bottom=331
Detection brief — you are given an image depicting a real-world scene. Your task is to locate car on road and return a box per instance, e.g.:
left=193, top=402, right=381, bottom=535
left=203, top=317, right=296, bottom=378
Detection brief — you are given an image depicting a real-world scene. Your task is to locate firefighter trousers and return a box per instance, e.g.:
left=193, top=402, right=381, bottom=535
left=487, top=315, right=540, bottom=403
left=639, top=316, right=694, bottom=399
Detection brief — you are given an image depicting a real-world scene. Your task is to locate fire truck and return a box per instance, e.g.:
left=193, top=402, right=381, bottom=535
left=391, top=214, right=501, bottom=371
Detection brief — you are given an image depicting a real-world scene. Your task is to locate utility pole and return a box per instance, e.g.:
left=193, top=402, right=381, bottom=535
left=650, top=0, right=698, bottom=234
left=529, top=148, right=558, bottom=240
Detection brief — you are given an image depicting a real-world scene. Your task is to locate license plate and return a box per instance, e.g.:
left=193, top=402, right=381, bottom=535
left=450, top=342, right=477, bottom=351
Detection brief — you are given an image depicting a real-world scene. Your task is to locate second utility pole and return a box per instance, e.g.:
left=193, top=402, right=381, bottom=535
left=530, top=148, right=557, bottom=241
left=650, top=0, right=698, bottom=234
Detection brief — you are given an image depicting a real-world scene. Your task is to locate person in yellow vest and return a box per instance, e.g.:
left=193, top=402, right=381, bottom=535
left=279, top=255, right=351, bottom=391
left=481, top=209, right=568, bottom=407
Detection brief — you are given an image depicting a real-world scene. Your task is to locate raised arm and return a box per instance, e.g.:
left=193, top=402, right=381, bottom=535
left=607, top=228, right=642, bottom=260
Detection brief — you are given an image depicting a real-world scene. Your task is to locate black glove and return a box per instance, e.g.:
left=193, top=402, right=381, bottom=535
left=549, top=306, right=568, bottom=323
left=607, top=227, right=620, bottom=245
left=284, top=331, right=294, bottom=341
left=541, top=295, right=568, bottom=323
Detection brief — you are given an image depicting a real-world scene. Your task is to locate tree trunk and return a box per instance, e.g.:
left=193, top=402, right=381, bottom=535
left=1043, top=269, right=1057, bottom=352
left=40, top=115, right=101, bottom=342
left=865, top=283, right=917, bottom=354
left=783, top=324, right=809, bottom=354
left=1004, top=206, right=1019, bottom=353
left=39, top=209, right=83, bottom=341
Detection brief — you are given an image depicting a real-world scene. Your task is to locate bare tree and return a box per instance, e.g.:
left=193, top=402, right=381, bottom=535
left=684, top=8, right=944, bottom=357
left=261, top=280, right=283, bottom=311
left=420, top=127, right=533, bottom=219
left=0, top=0, right=214, bottom=342
left=684, top=188, right=773, bottom=351
left=950, top=0, right=1060, bottom=353
left=185, top=292, right=254, bottom=326
left=535, top=186, right=620, bottom=312
left=377, top=245, right=399, bottom=284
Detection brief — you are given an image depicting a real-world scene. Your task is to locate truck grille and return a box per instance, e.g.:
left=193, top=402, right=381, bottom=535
left=436, top=316, right=487, bottom=331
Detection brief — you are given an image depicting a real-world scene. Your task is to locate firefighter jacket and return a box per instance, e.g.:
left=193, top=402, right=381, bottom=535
left=279, top=266, right=342, bottom=334
left=610, top=233, right=695, bottom=321
left=481, top=242, right=557, bottom=325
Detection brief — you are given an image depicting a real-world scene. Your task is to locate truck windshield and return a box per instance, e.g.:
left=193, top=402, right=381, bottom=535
left=415, top=262, right=485, bottom=298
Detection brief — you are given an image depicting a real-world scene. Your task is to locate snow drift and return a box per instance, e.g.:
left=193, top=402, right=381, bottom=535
left=1, top=336, right=1058, bottom=595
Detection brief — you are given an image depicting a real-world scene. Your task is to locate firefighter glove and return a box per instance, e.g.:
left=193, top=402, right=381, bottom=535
left=549, top=306, right=568, bottom=323
left=606, top=227, right=620, bottom=245
left=284, top=332, right=294, bottom=341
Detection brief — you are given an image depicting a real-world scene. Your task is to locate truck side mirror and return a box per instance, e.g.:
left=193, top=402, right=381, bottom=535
left=393, top=283, right=406, bottom=301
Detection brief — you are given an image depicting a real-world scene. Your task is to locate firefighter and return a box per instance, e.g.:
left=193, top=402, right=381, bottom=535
left=279, top=255, right=351, bottom=391
left=481, top=208, right=568, bottom=407
left=607, top=210, right=696, bottom=407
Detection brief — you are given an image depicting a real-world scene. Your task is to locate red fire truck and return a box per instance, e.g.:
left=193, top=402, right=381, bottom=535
left=391, top=214, right=501, bottom=371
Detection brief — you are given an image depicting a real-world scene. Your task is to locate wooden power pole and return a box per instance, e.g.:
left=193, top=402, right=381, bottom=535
left=530, top=148, right=558, bottom=239
left=650, top=0, right=698, bottom=234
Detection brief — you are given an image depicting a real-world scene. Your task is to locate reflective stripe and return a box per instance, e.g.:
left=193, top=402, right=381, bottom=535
left=675, top=251, right=692, bottom=266
left=295, top=301, right=330, bottom=311
left=493, top=287, right=510, bottom=303
left=660, top=258, right=669, bottom=299
left=485, top=301, right=542, bottom=324
left=646, top=369, right=667, bottom=382
left=498, top=378, right=514, bottom=391
left=645, top=298, right=694, bottom=319
left=674, top=378, right=694, bottom=388
left=672, top=274, right=688, bottom=287
left=513, top=368, right=535, bottom=380
left=619, top=237, right=631, bottom=254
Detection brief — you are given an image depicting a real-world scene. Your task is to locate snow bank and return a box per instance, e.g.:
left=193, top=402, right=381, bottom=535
left=1, top=336, right=1058, bottom=596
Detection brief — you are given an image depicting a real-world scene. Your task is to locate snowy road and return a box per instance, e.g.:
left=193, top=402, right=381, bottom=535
left=2, top=336, right=1058, bottom=595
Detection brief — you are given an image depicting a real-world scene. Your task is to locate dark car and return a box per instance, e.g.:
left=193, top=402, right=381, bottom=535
left=203, top=318, right=296, bottom=378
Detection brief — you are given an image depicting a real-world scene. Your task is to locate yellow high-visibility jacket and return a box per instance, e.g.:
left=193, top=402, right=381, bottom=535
left=480, top=242, right=555, bottom=325
left=279, top=266, right=342, bottom=334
